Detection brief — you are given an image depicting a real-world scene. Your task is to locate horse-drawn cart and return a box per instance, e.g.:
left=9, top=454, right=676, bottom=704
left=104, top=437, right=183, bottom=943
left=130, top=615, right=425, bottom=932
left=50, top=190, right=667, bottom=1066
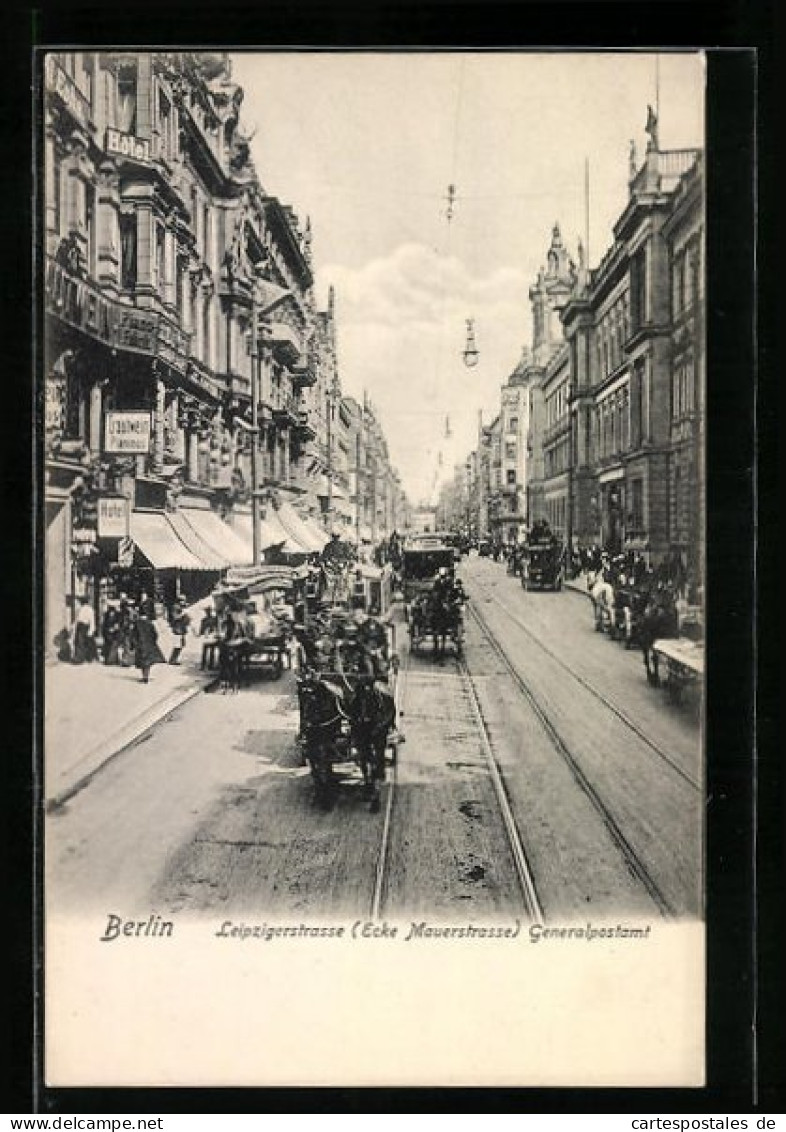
left=211, top=565, right=302, bottom=688
left=650, top=637, right=704, bottom=702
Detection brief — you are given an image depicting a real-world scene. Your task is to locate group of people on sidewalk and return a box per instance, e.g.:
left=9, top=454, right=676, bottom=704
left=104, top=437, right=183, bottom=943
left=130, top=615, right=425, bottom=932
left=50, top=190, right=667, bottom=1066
left=57, top=593, right=194, bottom=684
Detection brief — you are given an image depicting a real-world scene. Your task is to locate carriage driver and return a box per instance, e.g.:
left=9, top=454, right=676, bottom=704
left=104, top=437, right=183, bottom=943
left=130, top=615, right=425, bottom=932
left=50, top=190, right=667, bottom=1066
left=336, top=620, right=404, bottom=744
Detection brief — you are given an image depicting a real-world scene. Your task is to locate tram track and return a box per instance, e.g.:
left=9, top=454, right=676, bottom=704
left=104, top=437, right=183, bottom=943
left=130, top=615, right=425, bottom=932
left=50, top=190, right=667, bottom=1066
left=371, top=611, right=544, bottom=922
left=472, top=580, right=701, bottom=794
left=467, top=598, right=678, bottom=919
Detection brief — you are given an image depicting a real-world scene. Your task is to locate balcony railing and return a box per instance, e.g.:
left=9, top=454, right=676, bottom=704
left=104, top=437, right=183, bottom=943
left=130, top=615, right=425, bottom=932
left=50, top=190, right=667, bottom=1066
left=291, top=358, right=317, bottom=387
left=268, top=321, right=303, bottom=367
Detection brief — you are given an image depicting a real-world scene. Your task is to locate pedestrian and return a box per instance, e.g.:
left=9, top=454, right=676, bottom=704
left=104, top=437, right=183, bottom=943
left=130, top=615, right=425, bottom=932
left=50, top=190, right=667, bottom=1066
left=101, top=600, right=122, bottom=665
left=198, top=604, right=220, bottom=671
left=168, top=600, right=191, bottom=664
left=132, top=608, right=166, bottom=684
left=72, top=595, right=97, bottom=664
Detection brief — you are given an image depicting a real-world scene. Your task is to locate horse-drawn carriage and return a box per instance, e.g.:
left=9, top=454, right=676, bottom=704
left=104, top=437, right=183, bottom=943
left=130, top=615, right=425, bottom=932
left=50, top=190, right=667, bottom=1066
left=294, top=603, right=400, bottom=812
left=401, top=541, right=465, bottom=658
left=210, top=565, right=301, bottom=690
left=521, top=537, right=564, bottom=591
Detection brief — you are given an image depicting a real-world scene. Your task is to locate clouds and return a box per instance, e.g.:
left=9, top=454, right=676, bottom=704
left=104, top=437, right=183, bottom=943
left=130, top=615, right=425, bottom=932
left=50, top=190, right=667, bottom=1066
left=317, top=243, right=530, bottom=503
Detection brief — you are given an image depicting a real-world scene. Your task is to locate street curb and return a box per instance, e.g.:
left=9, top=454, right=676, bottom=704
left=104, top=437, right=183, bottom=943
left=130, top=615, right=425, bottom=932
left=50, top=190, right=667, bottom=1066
left=46, top=674, right=218, bottom=811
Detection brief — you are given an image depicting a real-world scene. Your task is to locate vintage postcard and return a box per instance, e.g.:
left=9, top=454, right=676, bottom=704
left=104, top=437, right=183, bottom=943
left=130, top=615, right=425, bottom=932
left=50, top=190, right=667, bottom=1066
left=41, top=48, right=707, bottom=1088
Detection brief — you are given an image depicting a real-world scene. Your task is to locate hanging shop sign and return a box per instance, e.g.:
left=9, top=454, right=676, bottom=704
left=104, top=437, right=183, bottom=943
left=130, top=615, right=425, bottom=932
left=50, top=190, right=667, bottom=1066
left=104, top=128, right=151, bottom=164
left=114, top=308, right=159, bottom=354
left=46, top=258, right=160, bottom=355
left=104, top=411, right=152, bottom=455
left=46, top=372, right=67, bottom=433
left=97, top=495, right=130, bottom=539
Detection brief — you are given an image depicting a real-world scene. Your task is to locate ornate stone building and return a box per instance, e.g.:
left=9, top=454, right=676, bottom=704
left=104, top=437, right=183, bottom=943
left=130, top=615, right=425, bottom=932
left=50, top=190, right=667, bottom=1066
left=42, top=51, right=345, bottom=647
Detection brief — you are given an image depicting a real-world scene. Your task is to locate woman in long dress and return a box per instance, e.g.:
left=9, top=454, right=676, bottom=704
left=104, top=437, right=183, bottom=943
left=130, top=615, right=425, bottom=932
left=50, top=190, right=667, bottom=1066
left=132, top=611, right=166, bottom=683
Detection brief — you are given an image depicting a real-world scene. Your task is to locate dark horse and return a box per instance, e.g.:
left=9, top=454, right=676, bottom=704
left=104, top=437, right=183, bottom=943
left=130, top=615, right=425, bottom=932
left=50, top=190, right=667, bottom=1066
left=346, top=677, right=396, bottom=813
left=297, top=671, right=391, bottom=811
left=639, top=585, right=680, bottom=685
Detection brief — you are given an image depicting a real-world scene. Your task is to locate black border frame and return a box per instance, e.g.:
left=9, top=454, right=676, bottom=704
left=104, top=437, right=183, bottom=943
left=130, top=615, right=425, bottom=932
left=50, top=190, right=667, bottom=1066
left=8, top=0, right=779, bottom=1114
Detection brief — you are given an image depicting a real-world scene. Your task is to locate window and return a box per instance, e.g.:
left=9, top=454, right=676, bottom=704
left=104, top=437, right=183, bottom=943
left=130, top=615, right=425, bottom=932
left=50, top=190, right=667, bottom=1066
left=53, top=157, right=61, bottom=235
left=631, top=359, right=645, bottom=448
left=630, top=247, right=647, bottom=329
left=119, top=213, right=137, bottom=289
left=155, top=223, right=166, bottom=292
left=508, top=416, right=518, bottom=433
left=505, top=441, right=516, bottom=460
left=631, top=478, right=643, bottom=531
left=116, top=61, right=138, bottom=133
left=84, top=183, right=95, bottom=275
left=158, top=89, right=172, bottom=159
left=203, top=204, right=210, bottom=262
left=506, top=469, right=516, bottom=486
left=175, top=258, right=184, bottom=318
left=202, top=295, right=211, bottom=364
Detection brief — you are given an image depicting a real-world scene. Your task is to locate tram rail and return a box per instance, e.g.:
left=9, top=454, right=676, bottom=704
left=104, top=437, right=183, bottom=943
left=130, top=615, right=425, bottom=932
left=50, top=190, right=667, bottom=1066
left=466, top=598, right=678, bottom=919
left=473, top=582, right=701, bottom=794
left=370, top=612, right=544, bottom=922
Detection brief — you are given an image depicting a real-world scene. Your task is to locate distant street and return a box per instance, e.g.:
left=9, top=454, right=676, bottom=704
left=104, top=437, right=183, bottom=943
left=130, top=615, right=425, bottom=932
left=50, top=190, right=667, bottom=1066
left=47, top=557, right=702, bottom=923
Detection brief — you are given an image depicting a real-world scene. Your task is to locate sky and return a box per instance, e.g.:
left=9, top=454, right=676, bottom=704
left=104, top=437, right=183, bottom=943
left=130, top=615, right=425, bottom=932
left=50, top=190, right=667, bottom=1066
left=230, top=51, right=705, bottom=506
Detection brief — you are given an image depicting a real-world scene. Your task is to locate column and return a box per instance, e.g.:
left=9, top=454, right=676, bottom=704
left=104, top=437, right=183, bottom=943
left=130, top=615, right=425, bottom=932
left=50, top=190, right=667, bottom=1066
left=187, top=429, right=199, bottom=482
left=152, top=376, right=165, bottom=474
left=89, top=382, right=103, bottom=454
left=44, top=125, right=59, bottom=241
left=163, top=225, right=176, bottom=309
left=96, top=163, right=120, bottom=291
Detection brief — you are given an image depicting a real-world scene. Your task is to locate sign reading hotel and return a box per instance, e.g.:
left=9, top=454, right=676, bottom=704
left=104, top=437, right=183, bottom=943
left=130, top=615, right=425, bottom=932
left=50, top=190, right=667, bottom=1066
left=104, top=411, right=152, bottom=455
left=97, top=496, right=130, bottom=539
left=105, top=128, right=151, bottom=164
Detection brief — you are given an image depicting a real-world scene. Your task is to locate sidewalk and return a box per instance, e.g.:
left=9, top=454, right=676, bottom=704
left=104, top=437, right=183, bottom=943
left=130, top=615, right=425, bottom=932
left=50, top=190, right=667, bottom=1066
left=44, top=619, right=215, bottom=807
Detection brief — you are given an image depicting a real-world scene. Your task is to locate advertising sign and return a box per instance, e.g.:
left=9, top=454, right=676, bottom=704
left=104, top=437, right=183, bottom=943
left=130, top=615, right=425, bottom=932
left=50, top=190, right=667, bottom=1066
left=104, top=411, right=152, bottom=455
left=97, top=496, right=130, bottom=539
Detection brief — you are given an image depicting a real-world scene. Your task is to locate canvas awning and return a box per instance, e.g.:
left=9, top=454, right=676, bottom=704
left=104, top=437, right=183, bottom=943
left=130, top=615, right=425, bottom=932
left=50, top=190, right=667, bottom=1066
left=277, top=502, right=327, bottom=553
left=129, top=512, right=213, bottom=571
left=166, top=510, right=232, bottom=569
left=179, top=508, right=253, bottom=566
left=231, top=510, right=305, bottom=556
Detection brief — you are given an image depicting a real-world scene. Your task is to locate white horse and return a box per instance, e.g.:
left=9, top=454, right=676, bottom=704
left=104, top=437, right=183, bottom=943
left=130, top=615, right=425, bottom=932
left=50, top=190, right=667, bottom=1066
left=589, top=570, right=615, bottom=632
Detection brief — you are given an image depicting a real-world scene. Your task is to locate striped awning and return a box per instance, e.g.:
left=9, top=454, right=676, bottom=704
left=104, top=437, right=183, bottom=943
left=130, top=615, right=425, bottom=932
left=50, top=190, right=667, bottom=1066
left=166, top=510, right=232, bottom=569
left=178, top=508, right=253, bottom=567
left=277, top=502, right=327, bottom=553
left=231, top=511, right=304, bottom=556
left=129, top=512, right=212, bottom=571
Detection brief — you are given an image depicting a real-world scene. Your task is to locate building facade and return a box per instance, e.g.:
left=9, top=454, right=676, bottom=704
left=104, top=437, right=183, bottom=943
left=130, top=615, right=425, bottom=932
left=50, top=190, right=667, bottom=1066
left=43, top=50, right=407, bottom=653
left=561, top=130, right=703, bottom=569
